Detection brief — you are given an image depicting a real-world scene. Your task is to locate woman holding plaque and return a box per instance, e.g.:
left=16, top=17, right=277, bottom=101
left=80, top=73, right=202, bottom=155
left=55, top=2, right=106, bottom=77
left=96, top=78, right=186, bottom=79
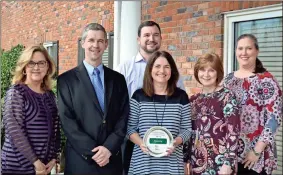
left=1, top=45, right=61, bottom=175
left=127, top=51, right=192, bottom=174
left=224, top=34, right=282, bottom=175
left=183, top=53, right=240, bottom=175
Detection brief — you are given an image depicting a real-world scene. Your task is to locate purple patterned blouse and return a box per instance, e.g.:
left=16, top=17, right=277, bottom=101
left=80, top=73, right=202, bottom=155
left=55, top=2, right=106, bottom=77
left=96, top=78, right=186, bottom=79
left=1, top=84, right=61, bottom=174
left=183, top=88, right=240, bottom=175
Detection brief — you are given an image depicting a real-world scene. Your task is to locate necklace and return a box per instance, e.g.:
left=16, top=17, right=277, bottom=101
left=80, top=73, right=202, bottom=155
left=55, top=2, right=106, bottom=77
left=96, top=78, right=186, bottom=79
left=153, top=95, right=168, bottom=127
left=201, top=86, right=218, bottom=107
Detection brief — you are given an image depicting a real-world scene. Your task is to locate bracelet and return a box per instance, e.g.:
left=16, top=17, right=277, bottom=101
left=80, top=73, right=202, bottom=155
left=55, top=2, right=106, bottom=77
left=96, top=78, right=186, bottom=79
left=252, top=148, right=261, bottom=157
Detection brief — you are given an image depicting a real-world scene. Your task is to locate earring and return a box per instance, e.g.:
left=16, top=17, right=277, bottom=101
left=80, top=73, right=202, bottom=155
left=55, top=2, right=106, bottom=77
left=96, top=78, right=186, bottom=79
left=23, top=71, right=26, bottom=75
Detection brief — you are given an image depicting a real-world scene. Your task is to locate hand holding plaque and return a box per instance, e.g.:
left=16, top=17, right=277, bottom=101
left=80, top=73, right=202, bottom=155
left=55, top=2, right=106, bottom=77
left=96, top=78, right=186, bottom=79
left=143, top=126, right=174, bottom=157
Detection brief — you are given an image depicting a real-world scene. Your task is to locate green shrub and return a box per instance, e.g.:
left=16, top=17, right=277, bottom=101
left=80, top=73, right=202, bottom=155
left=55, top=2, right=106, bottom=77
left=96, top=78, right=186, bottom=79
left=1, top=45, right=24, bottom=98
left=1, top=45, right=24, bottom=147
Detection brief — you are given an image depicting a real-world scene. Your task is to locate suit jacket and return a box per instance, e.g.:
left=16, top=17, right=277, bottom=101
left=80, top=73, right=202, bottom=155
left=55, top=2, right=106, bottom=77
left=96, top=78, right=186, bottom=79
left=58, top=63, right=129, bottom=174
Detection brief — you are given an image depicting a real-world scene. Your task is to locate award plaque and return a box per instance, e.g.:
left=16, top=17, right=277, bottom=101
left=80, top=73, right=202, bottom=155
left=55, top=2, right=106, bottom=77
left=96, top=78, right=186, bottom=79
left=143, top=126, right=174, bottom=157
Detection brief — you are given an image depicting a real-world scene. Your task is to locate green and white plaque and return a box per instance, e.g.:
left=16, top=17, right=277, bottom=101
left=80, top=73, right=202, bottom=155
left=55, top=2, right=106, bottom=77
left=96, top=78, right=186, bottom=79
left=143, top=126, right=174, bottom=157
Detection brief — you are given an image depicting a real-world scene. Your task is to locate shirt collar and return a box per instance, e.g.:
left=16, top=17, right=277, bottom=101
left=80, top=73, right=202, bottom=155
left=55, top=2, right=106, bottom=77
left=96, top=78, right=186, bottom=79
left=83, top=60, right=104, bottom=76
left=135, top=52, right=147, bottom=63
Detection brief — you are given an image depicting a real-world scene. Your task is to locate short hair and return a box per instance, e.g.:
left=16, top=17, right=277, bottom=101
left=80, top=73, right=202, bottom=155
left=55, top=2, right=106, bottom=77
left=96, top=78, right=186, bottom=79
left=143, top=51, right=179, bottom=97
left=12, top=45, right=56, bottom=91
left=236, top=33, right=266, bottom=73
left=81, top=23, right=107, bottom=41
left=138, top=21, right=161, bottom=37
left=194, top=53, right=224, bottom=86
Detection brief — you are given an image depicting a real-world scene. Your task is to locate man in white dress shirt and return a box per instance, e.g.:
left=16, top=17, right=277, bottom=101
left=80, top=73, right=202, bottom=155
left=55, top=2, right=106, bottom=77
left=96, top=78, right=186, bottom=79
left=116, top=20, right=185, bottom=175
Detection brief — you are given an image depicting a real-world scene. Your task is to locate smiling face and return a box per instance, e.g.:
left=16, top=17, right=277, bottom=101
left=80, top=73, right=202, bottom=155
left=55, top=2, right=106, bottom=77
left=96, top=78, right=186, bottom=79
left=81, top=30, right=108, bottom=65
left=138, top=25, right=162, bottom=54
left=197, top=64, right=217, bottom=88
left=151, top=56, right=171, bottom=85
left=236, top=37, right=259, bottom=69
left=24, top=51, right=49, bottom=84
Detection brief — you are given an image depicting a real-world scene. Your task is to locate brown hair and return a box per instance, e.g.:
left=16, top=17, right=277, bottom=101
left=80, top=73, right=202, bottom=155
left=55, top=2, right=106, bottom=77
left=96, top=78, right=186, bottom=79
left=194, top=53, right=224, bottom=86
left=12, top=45, right=56, bottom=91
left=143, top=51, right=179, bottom=97
left=236, top=34, right=266, bottom=73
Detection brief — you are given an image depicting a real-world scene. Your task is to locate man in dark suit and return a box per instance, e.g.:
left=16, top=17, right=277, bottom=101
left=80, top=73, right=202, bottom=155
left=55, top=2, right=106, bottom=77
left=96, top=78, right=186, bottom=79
left=58, top=23, right=129, bottom=174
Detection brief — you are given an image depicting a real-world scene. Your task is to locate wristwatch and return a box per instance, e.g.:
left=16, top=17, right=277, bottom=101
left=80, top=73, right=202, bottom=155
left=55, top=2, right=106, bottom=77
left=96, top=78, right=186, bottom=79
left=252, top=148, right=261, bottom=156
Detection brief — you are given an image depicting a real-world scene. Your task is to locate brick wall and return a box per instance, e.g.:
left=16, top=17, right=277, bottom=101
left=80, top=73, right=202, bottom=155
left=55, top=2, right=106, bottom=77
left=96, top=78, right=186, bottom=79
left=1, top=1, right=281, bottom=95
left=141, top=1, right=281, bottom=95
left=1, top=1, right=114, bottom=74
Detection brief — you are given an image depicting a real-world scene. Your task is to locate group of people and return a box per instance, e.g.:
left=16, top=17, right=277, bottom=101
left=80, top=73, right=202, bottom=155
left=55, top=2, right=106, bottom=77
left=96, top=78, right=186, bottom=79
left=1, top=20, right=282, bottom=175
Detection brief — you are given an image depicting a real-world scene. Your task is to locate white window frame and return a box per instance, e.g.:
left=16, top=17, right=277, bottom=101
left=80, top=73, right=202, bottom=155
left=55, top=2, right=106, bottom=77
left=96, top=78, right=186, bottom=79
left=223, top=4, right=282, bottom=75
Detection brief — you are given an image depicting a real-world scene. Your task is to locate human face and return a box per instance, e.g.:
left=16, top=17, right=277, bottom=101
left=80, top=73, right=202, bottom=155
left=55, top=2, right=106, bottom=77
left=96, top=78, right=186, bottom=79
left=151, top=57, right=171, bottom=85
left=138, top=26, right=161, bottom=54
left=25, top=51, right=49, bottom=84
left=198, top=65, right=217, bottom=88
left=236, top=37, right=259, bottom=69
left=81, top=30, right=108, bottom=65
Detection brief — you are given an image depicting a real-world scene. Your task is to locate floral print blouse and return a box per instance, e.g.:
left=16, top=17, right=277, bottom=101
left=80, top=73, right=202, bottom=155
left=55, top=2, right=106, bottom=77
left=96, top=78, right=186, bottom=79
left=224, top=71, right=282, bottom=174
left=183, top=88, right=240, bottom=175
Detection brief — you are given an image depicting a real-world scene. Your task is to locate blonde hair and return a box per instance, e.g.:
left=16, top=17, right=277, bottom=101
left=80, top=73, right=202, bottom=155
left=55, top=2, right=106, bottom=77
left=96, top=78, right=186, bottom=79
left=12, top=45, right=56, bottom=91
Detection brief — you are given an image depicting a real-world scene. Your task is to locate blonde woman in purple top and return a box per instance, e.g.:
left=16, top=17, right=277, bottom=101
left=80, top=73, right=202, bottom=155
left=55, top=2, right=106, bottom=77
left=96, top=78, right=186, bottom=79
left=1, top=45, right=61, bottom=175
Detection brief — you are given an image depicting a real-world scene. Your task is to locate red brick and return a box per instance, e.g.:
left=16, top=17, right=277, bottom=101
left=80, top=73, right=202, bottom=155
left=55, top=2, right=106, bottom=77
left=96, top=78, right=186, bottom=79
left=192, top=36, right=202, bottom=43
left=182, top=62, right=192, bottom=69
left=209, top=27, right=223, bottom=35
left=203, top=35, right=214, bottom=42
left=183, top=50, right=193, bottom=56
left=203, top=21, right=215, bottom=28
left=176, top=62, right=182, bottom=69
left=179, top=68, right=187, bottom=75
left=187, top=69, right=194, bottom=75
left=176, top=56, right=187, bottom=63
left=196, top=16, right=208, bottom=23
left=210, top=41, right=223, bottom=48
left=209, top=1, right=222, bottom=8
left=198, top=29, right=209, bottom=36
left=182, top=25, right=192, bottom=31
left=198, top=2, right=209, bottom=10
left=184, top=80, right=197, bottom=87
left=193, top=50, right=202, bottom=55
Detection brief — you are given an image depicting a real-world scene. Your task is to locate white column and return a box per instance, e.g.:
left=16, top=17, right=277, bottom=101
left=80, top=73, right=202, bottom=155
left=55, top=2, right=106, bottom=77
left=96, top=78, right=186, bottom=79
left=113, top=1, right=122, bottom=70
left=113, top=1, right=141, bottom=69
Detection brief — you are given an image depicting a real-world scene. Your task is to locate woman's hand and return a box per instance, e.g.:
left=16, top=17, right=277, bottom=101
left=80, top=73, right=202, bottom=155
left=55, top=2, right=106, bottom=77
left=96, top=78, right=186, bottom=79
left=45, top=159, right=56, bottom=174
left=218, top=164, right=232, bottom=175
left=242, top=149, right=260, bottom=169
left=139, top=143, right=149, bottom=154
left=184, top=163, right=191, bottom=175
left=166, top=140, right=177, bottom=156
left=33, top=159, right=47, bottom=175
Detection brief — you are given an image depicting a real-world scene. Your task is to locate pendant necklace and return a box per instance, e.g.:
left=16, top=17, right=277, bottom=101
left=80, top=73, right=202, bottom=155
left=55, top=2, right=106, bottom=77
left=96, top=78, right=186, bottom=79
left=153, top=95, right=168, bottom=127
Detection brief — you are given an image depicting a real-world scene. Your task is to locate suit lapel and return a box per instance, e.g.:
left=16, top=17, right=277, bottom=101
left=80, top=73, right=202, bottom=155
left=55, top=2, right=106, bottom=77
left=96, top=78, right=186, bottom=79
left=76, top=63, right=104, bottom=117
left=103, top=66, right=113, bottom=119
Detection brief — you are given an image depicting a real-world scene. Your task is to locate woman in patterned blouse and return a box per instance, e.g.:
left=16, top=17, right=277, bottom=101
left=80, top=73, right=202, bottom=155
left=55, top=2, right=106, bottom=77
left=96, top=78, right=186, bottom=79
left=224, top=34, right=282, bottom=175
left=184, top=53, right=240, bottom=175
left=1, top=45, right=61, bottom=175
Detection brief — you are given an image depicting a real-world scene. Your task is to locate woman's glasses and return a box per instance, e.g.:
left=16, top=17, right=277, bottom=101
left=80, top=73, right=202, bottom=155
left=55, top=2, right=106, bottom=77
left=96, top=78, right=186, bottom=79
left=27, top=60, right=47, bottom=68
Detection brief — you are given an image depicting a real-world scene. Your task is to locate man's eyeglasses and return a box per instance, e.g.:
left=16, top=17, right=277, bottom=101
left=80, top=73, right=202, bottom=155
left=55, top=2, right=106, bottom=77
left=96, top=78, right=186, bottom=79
left=27, top=60, right=47, bottom=68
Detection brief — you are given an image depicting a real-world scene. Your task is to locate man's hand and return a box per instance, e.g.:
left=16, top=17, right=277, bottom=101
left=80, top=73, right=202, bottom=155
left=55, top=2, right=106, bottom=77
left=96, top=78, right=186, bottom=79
left=45, top=159, right=56, bottom=174
left=92, top=146, right=112, bottom=167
